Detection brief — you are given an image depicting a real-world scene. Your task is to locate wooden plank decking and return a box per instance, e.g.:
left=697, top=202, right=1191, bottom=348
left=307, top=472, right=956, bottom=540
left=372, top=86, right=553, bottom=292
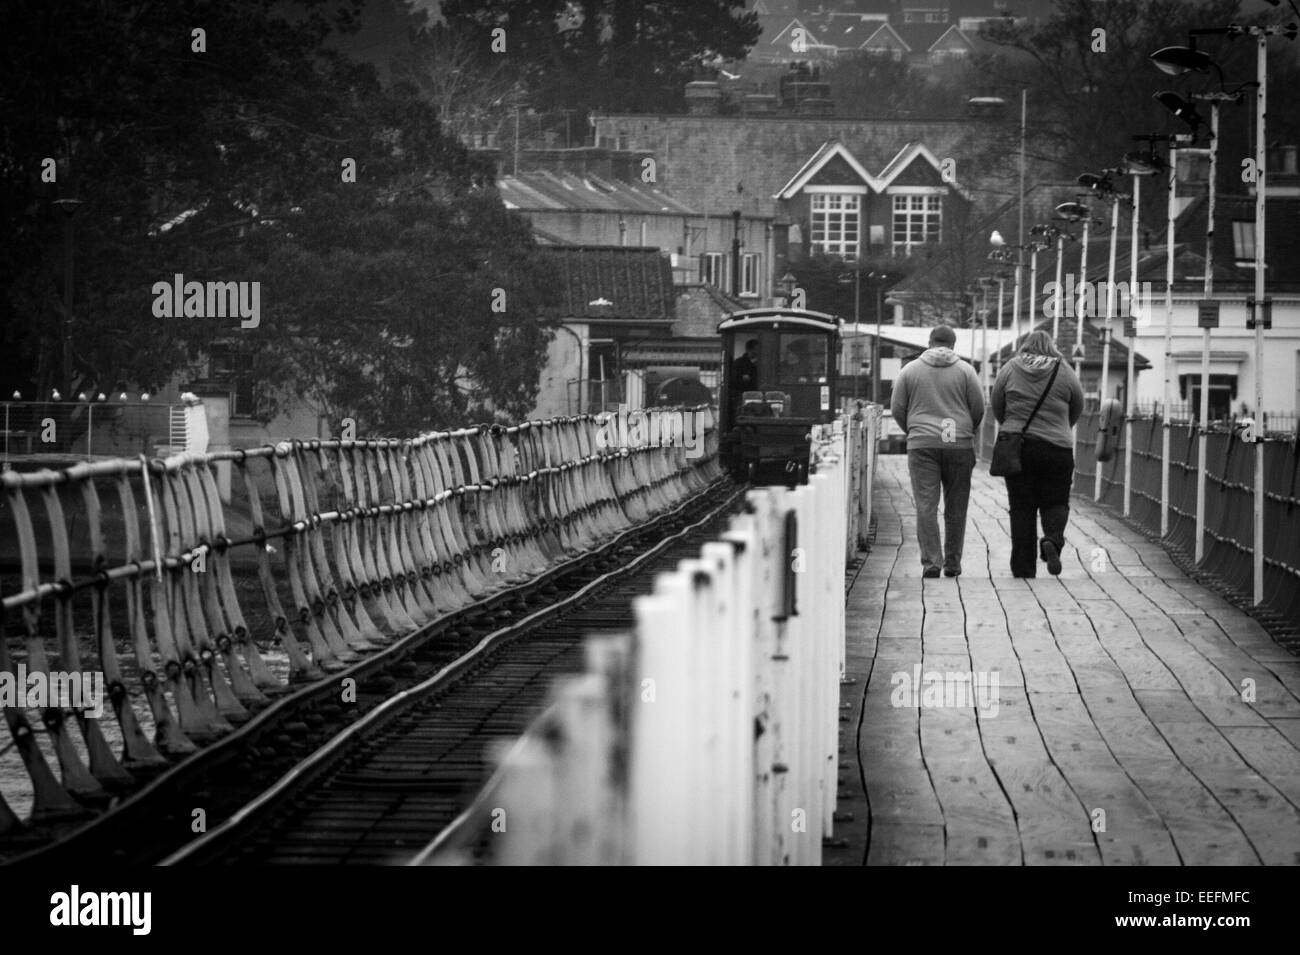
left=833, top=455, right=1300, bottom=866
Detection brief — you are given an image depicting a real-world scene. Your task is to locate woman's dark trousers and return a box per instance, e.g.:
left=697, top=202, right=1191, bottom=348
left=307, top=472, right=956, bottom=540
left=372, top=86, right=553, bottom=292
left=1004, top=437, right=1075, bottom=578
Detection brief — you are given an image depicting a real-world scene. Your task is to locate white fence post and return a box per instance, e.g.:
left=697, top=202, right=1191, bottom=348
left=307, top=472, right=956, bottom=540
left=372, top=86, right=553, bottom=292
left=472, top=410, right=871, bottom=865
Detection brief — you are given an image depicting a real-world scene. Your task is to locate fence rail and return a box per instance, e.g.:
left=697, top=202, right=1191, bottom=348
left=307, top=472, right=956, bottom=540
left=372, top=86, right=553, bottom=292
left=417, top=406, right=883, bottom=865
left=0, top=407, right=721, bottom=829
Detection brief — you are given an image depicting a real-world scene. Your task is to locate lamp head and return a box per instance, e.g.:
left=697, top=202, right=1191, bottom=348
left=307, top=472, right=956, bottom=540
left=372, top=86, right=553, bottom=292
left=1123, top=150, right=1164, bottom=175
left=1154, top=91, right=1204, bottom=132
left=1149, top=45, right=1213, bottom=76
left=1055, top=201, right=1090, bottom=221
left=1077, top=171, right=1114, bottom=193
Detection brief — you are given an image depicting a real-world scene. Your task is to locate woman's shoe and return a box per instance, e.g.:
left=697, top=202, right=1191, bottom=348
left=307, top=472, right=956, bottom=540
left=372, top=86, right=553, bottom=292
left=1040, top=539, right=1062, bottom=576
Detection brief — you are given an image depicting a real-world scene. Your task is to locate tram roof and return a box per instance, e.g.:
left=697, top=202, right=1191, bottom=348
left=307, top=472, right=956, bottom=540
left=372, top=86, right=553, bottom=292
left=717, top=308, right=842, bottom=334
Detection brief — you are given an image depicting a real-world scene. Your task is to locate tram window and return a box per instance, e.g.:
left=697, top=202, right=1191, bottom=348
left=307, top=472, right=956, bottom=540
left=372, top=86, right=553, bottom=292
left=777, top=333, right=828, bottom=384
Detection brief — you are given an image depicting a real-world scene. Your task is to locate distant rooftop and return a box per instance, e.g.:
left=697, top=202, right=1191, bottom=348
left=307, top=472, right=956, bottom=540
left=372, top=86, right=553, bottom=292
left=499, top=170, right=697, bottom=216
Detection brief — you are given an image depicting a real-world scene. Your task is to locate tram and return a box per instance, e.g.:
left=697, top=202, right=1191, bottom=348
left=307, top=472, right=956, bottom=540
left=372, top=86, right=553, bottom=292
left=717, top=307, right=842, bottom=485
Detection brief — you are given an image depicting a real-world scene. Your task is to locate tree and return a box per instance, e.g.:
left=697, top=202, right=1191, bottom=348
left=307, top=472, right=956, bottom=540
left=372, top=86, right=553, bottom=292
left=439, top=0, right=762, bottom=116
left=389, top=20, right=521, bottom=145
left=0, top=0, right=558, bottom=432
left=977, top=0, right=1300, bottom=224
left=822, top=52, right=969, bottom=120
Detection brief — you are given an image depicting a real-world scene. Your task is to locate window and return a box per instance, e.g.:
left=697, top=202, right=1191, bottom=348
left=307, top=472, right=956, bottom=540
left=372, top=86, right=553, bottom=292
left=740, top=253, right=760, bottom=297
left=1232, top=220, right=1255, bottom=262
left=208, top=345, right=256, bottom=416
left=777, top=333, right=829, bottom=385
left=810, top=193, right=860, bottom=258
left=1179, top=373, right=1237, bottom=422
left=891, top=194, right=942, bottom=253
left=700, top=252, right=726, bottom=289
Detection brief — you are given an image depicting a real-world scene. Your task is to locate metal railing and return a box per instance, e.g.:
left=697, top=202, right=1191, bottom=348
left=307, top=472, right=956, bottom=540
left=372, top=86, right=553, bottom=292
left=0, top=408, right=721, bottom=827
left=978, top=410, right=1300, bottom=635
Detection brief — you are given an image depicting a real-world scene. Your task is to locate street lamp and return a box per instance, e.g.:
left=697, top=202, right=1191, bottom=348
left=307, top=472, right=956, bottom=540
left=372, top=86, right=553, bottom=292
left=1078, top=170, right=1128, bottom=499
left=1120, top=142, right=1164, bottom=518
left=1025, top=226, right=1056, bottom=341
left=1147, top=9, right=1299, bottom=604
left=867, top=271, right=891, bottom=404
left=1154, top=76, right=1249, bottom=566
left=1032, top=223, right=1073, bottom=348
left=986, top=255, right=1012, bottom=376
left=1054, top=198, right=1099, bottom=382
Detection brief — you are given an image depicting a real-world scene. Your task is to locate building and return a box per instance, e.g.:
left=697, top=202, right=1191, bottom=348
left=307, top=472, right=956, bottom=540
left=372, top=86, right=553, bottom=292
left=775, top=138, right=970, bottom=261
left=530, top=245, right=732, bottom=417
left=497, top=165, right=775, bottom=299
left=591, top=105, right=992, bottom=297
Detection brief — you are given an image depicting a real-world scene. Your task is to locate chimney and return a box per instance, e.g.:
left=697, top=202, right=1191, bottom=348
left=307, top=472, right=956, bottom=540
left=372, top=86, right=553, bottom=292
left=685, top=81, right=722, bottom=116
left=742, top=92, right=778, bottom=115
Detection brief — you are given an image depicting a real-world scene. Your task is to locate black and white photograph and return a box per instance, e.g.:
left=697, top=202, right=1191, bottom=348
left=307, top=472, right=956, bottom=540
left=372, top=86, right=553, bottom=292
left=1, top=0, right=1298, bottom=926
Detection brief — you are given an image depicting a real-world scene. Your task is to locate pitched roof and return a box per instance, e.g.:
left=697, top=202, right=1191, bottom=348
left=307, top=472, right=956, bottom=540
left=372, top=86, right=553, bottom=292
left=499, top=170, right=697, bottom=215
left=539, top=246, right=676, bottom=322
left=776, top=140, right=880, bottom=196
left=928, top=24, right=975, bottom=52
left=860, top=21, right=910, bottom=51
left=894, top=21, right=953, bottom=53
left=877, top=141, right=968, bottom=195
left=775, top=139, right=959, bottom=197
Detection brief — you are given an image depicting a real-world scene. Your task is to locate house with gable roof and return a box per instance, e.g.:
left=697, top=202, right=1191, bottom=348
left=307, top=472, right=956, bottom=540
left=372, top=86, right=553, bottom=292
left=775, top=138, right=970, bottom=262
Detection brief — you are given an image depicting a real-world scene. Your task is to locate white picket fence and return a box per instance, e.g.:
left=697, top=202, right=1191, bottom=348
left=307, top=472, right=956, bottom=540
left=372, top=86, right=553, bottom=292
left=415, top=406, right=881, bottom=866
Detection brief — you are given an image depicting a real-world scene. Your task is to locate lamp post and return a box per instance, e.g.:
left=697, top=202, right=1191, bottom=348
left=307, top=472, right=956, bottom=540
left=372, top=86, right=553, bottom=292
left=868, top=271, right=889, bottom=404
left=1023, top=232, right=1052, bottom=339
left=1053, top=201, right=1095, bottom=378
left=1150, top=91, right=1224, bottom=562
left=1053, top=230, right=1066, bottom=345
left=1078, top=170, right=1127, bottom=500
left=1152, top=53, right=1252, bottom=565
left=1033, top=225, right=1073, bottom=358
left=1121, top=144, right=1164, bottom=517
left=1149, top=12, right=1296, bottom=601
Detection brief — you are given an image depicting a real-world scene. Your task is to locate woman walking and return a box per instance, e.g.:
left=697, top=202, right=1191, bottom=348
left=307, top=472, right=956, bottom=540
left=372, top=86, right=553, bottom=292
left=991, top=331, right=1084, bottom=577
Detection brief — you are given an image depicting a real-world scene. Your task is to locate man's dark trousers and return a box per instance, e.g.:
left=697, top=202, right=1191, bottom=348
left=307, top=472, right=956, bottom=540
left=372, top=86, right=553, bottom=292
left=907, top=446, right=976, bottom=575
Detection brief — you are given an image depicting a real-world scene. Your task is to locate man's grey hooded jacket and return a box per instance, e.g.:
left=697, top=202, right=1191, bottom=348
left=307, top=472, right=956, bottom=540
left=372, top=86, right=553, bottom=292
left=890, top=347, right=985, bottom=450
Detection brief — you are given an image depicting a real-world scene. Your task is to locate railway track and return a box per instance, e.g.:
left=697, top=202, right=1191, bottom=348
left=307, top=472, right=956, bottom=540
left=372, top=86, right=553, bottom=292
left=5, top=479, right=741, bottom=866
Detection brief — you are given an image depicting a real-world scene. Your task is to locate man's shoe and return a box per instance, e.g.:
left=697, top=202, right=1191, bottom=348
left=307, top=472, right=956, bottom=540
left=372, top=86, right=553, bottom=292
left=1040, top=539, right=1062, bottom=576
left=923, top=567, right=941, bottom=578
left=943, top=568, right=961, bottom=577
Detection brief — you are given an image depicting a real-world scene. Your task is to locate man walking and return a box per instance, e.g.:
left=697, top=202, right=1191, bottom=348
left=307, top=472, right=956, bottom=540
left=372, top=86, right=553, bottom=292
left=890, top=324, right=984, bottom=578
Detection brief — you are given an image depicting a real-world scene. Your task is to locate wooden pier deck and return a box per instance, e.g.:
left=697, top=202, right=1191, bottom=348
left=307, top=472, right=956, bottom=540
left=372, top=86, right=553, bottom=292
left=832, top=455, right=1300, bottom=866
